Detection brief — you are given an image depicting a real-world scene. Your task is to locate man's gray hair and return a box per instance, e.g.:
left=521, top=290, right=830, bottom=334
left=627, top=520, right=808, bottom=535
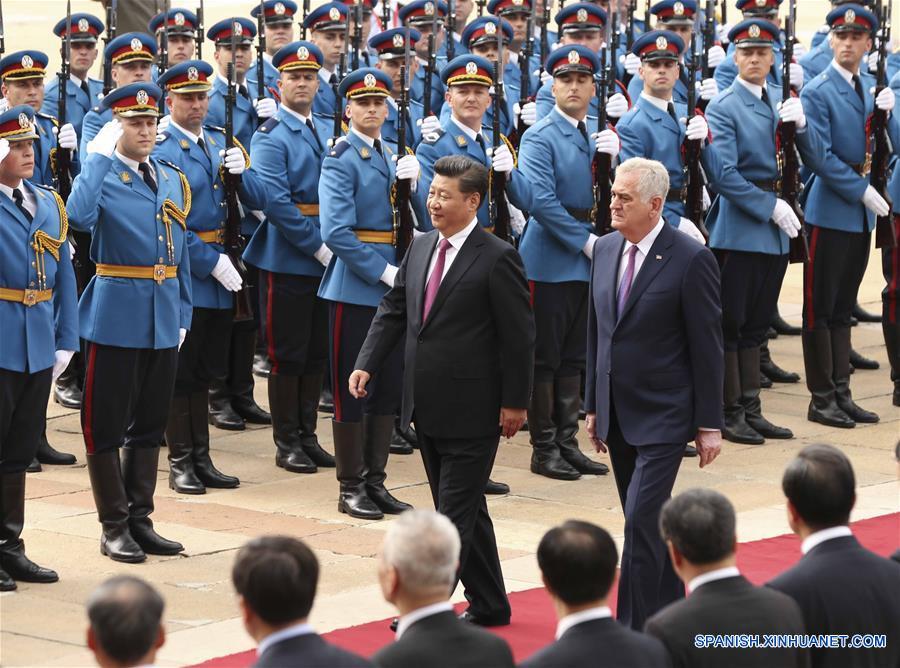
left=382, top=510, right=461, bottom=595
left=616, top=157, right=670, bottom=203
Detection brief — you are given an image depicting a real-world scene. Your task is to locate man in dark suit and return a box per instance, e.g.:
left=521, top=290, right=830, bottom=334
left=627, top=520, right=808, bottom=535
left=231, top=536, right=371, bottom=668
left=585, top=157, right=724, bottom=630
left=86, top=576, right=167, bottom=668
left=645, top=488, right=808, bottom=668
left=768, top=444, right=900, bottom=668
left=374, top=510, right=514, bottom=668
left=352, top=155, right=535, bottom=626
left=521, top=520, right=670, bottom=668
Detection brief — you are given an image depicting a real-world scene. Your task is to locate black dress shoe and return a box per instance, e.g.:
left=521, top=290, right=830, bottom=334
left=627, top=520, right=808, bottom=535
left=760, top=360, right=800, bottom=384
left=208, top=404, right=245, bottom=431
left=723, top=422, right=764, bottom=445
left=0, top=566, right=16, bottom=591
left=485, top=479, right=510, bottom=495
left=252, top=354, right=271, bottom=378
left=684, top=445, right=698, bottom=457
left=233, top=398, right=271, bottom=425
left=849, top=348, right=880, bottom=371
left=0, top=551, right=59, bottom=583
left=760, top=372, right=773, bottom=389
left=53, top=383, right=82, bottom=409
left=26, top=458, right=41, bottom=473
left=837, top=399, right=879, bottom=424
left=766, top=326, right=778, bottom=339
left=100, top=530, right=147, bottom=563
left=318, top=388, right=334, bottom=414
left=560, top=448, right=609, bottom=475
left=130, top=522, right=184, bottom=556
left=458, top=610, right=510, bottom=627
left=338, top=488, right=384, bottom=520
left=36, top=437, right=76, bottom=466
left=276, top=449, right=317, bottom=474
left=367, top=485, right=413, bottom=514
left=807, top=403, right=855, bottom=429
left=746, top=415, right=793, bottom=439
left=301, top=442, right=336, bottom=467
left=852, top=303, right=882, bottom=323
left=390, top=427, right=415, bottom=455
left=530, top=450, right=581, bottom=481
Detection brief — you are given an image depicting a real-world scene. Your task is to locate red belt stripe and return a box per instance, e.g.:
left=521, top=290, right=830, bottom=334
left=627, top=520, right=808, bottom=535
left=804, top=226, right=820, bottom=330
left=265, top=270, right=279, bottom=375
left=83, top=343, right=97, bottom=454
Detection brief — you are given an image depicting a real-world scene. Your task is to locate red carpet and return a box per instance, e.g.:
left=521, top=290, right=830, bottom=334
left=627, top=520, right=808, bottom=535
left=194, top=512, right=899, bottom=667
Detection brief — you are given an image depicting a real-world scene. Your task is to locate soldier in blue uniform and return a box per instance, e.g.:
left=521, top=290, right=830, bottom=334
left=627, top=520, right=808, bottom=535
left=245, top=41, right=338, bottom=476
left=488, top=0, right=539, bottom=131
left=800, top=4, right=899, bottom=429
left=0, top=106, right=77, bottom=591
left=517, top=45, right=618, bottom=480
left=148, top=8, right=201, bottom=68
left=371, top=28, right=429, bottom=148
left=304, top=2, right=350, bottom=117
left=342, top=0, right=379, bottom=70
left=155, top=61, right=268, bottom=495
left=400, top=0, right=449, bottom=116
left=883, top=69, right=900, bottom=407
left=318, top=67, right=420, bottom=519
left=248, top=0, right=298, bottom=100
left=67, top=83, right=189, bottom=564
left=705, top=19, right=823, bottom=445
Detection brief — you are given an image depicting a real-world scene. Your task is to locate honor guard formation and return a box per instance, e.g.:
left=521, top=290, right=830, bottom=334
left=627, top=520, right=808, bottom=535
left=0, top=0, right=898, bottom=626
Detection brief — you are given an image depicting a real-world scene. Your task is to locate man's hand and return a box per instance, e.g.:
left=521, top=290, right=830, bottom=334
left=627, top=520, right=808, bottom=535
left=254, top=96, right=278, bottom=118
left=499, top=407, right=526, bottom=438
left=694, top=430, right=722, bottom=468
left=211, top=254, right=243, bottom=291
left=349, top=369, right=371, bottom=399
left=585, top=413, right=607, bottom=453
left=54, top=123, right=78, bottom=151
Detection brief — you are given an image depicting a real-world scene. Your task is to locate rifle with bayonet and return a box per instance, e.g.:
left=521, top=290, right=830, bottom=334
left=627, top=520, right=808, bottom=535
left=515, top=7, right=534, bottom=148
left=224, top=22, right=254, bottom=322
left=626, top=0, right=637, bottom=51
left=608, top=6, right=620, bottom=113
left=102, top=0, right=118, bottom=95
left=871, top=0, right=895, bottom=248
left=683, top=28, right=709, bottom=242
left=302, top=0, right=311, bottom=38
left=351, top=3, right=362, bottom=72
left=477, top=0, right=486, bottom=17
left=0, top=0, right=5, bottom=57
left=701, top=0, right=714, bottom=76
left=56, top=0, right=73, bottom=201
left=332, top=13, right=351, bottom=145
left=195, top=0, right=204, bottom=59
left=394, top=29, right=415, bottom=258
left=160, top=0, right=170, bottom=75
left=423, top=8, right=437, bottom=117
left=591, top=30, right=613, bottom=236
left=447, top=0, right=457, bottom=60
left=490, top=48, right=512, bottom=242
left=539, top=3, right=550, bottom=78
left=256, top=0, right=266, bottom=102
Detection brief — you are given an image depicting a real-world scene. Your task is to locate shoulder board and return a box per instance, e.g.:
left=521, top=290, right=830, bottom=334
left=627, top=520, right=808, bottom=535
left=36, top=111, right=59, bottom=126
left=156, top=158, right=185, bottom=174
left=204, top=124, right=226, bottom=134
left=32, top=182, right=57, bottom=194
left=313, top=111, right=332, bottom=121
left=422, top=128, right=445, bottom=144
left=156, top=130, right=171, bottom=144
left=329, top=140, right=352, bottom=158
left=258, top=117, right=280, bottom=133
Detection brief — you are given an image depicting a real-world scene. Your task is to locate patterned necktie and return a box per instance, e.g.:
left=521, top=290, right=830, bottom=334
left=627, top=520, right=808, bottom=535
left=138, top=162, right=157, bottom=194
left=12, top=187, right=32, bottom=221
left=617, top=245, right=638, bottom=318
left=423, top=238, right=452, bottom=321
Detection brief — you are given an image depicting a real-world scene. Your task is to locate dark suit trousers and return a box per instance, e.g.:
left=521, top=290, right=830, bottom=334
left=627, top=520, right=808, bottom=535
left=417, top=429, right=510, bottom=620
left=0, top=368, right=51, bottom=473
left=607, top=404, right=685, bottom=631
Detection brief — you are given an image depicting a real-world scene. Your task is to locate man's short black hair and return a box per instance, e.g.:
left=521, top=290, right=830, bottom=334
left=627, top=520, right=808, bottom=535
left=87, top=576, right=164, bottom=665
left=433, top=154, right=489, bottom=204
left=659, top=488, right=736, bottom=565
left=232, top=536, right=319, bottom=626
left=782, top=443, right=856, bottom=531
left=537, top=520, right=617, bottom=605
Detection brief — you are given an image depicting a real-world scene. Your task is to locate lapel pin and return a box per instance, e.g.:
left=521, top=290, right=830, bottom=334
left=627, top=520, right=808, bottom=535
left=359, top=147, right=371, bottom=159
left=179, top=139, right=190, bottom=149
left=120, top=171, right=131, bottom=183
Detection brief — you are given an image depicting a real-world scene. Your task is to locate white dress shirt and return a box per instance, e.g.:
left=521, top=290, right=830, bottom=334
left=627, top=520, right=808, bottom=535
left=0, top=181, right=36, bottom=218
left=114, top=150, right=155, bottom=182
left=426, top=217, right=478, bottom=284
left=168, top=119, right=205, bottom=147
left=256, top=622, right=315, bottom=656
left=735, top=76, right=767, bottom=101
left=640, top=92, right=676, bottom=113
left=687, top=565, right=741, bottom=594
left=395, top=601, right=454, bottom=639
left=319, top=66, right=335, bottom=86
left=616, top=217, right=665, bottom=290
left=279, top=103, right=315, bottom=126
left=830, top=59, right=859, bottom=87
left=555, top=606, right=612, bottom=640
left=450, top=115, right=485, bottom=145
left=801, top=525, right=853, bottom=555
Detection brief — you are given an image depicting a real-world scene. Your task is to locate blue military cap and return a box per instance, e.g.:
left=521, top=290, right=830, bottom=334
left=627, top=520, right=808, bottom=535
left=399, top=0, right=448, bottom=26
left=488, top=0, right=532, bottom=17
left=441, top=54, right=494, bottom=86
left=631, top=29, right=685, bottom=60
left=0, top=105, right=39, bottom=142
left=304, top=2, right=348, bottom=31
left=149, top=8, right=200, bottom=37
left=555, top=3, right=607, bottom=33
left=157, top=60, right=213, bottom=93
left=0, top=50, right=48, bottom=81
left=369, top=28, right=422, bottom=59
left=251, top=0, right=299, bottom=25
left=728, top=18, right=779, bottom=47
left=272, top=40, right=324, bottom=71
left=826, top=3, right=878, bottom=33
left=735, top=0, right=782, bottom=17
left=207, top=17, right=257, bottom=44
left=545, top=44, right=601, bottom=76
left=650, top=0, right=698, bottom=26
left=106, top=32, right=158, bottom=64
left=101, top=81, right=163, bottom=117
left=338, top=67, right=393, bottom=98
left=462, top=16, right=514, bottom=49
left=53, top=13, right=104, bottom=43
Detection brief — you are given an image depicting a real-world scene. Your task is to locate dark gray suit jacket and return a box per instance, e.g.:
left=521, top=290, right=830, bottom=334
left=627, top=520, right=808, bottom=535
left=253, top=632, right=372, bottom=668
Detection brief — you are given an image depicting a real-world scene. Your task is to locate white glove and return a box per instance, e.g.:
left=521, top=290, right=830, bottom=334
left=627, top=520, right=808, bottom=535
left=488, top=144, right=514, bottom=173
left=68, top=239, right=76, bottom=260
left=778, top=97, right=806, bottom=128
left=509, top=198, right=526, bottom=235
left=178, top=328, right=187, bottom=351
left=862, top=185, right=890, bottom=217
left=606, top=92, right=628, bottom=119
left=220, top=147, right=246, bottom=175
left=698, top=77, right=718, bottom=101
left=417, top=114, right=441, bottom=135
left=772, top=198, right=801, bottom=238
left=51, top=350, right=75, bottom=383
left=0, top=138, right=8, bottom=166
left=621, top=52, right=641, bottom=76
left=514, top=101, right=537, bottom=126
left=157, top=114, right=171, bottom=134
left=394, top=153, right=420, bottom=181
left=677, top=217, right=706, bottom=244
left=380, top=263, right=398, bottom=287
left=789, top=62, right=804, bottom=90
left=874, top=86, right=895, bottom=113
left=717, top=23, right=733, bottom=44
left=592, top=128, right=619, bottom=157
left=0, top=98, right=8, bottom=113
left=314, top=243, right=333, bottom=267
left=707, top=45, right=726, bottom=70
left=254, top=96, right=278, bottom=118
left=537, top=68, right=552, bottom=86
left=54, top=123, right=78, bottom=151
left=211, top=253, right=243, bottom=291
left=702, top=186, right=711, bottom=211
left=87, top=119, right=123, bottom=158
left=686, top=114, right=709, bottom=141
left=793, top=41, right=808, bottom=59
left=866, top=50, right=879, bottom=74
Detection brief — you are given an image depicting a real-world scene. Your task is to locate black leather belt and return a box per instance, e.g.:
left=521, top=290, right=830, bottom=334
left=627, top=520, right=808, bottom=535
left=666, top=188, right=683, bottom=202
left=564, top=206, right=592, bottom=222
left=751, top=179, right=778, bottom=192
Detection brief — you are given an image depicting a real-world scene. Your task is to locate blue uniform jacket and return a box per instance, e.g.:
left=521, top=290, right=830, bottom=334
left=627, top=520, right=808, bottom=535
left=536, top=77, right=631, bottom=122
left=439, top=87, right=514, bottom=135
left=0, top=182, right=78, bottom=373
left=383, top=98, right=424, bottom=149
left=42, top=76, right=105, bottom=137
left=715, top=44, right=782, bottom=91
left=154, top=123, right=268, bottom=309
left=33, top=112, right=80, bottom=188
left=889, top=70, right=900, bottom=215
left=626, top=67, right=692, bottom=106
left=247, top=57, right=281, bottom=101
left=245, top=110, right=333, bottom=277
left=67, top=152, right=192, bottom=349
left=411, top=56, right=447, bottom=117
left=313, top=72, right=341, bottom=116
left=802, top=41, right=900, bottom=84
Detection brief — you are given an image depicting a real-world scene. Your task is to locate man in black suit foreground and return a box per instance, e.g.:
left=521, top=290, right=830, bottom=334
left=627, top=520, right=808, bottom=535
left=231, top=536, right=371, bottom=668
left=645, top=489, right=808, bottom=668
left=352, top=155, right=535, bottom=626
left=86, top=576, right=167, bottom=668
left=585, top=157, right=724, bottom=630
left=374, top=510, right=514, bottom=668
left=521, top=521, right=669, bottom=668
left=768, top=444, right=900, bottom=668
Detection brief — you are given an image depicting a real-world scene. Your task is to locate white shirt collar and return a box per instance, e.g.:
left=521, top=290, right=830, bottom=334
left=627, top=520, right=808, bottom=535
left=640, top=92, right=675, bottom=113
left=801, top=526, right=853, bottom=555
left=263, top=51, right=273, bottom=64
left=387, top=96, right=399, bottom=110
left=0, top=180, right=24, bottom=199
left=555, top=606, right=612, bottom=640
left=440, top=217, right=479, bottom=250
left=687, top=566, right=741, bottom=594
left=830, top=59, right=858, bottom=86
left=450, top=115, right=483, bottom=142
left=350, top=127, right=380, bottom=147
left=395, top=601, right=454, bottom=639
left=114, top=150, right=151, bottom=174
left=217, top=72, right=247, bottom=87
left=279, top=103, right=314, bottom=125
left=256, top=622, right=315, bottom=656
left=508, top=51, right=519, bottom=65
left=168, top=119, right=204, bottom=145
left=735, top=76, right=767, bottom=100
left=319, top=65, right=334, bottom=83
left=553, top=105, right=585, bottom=129
left=70, top=73, right=85, bottom=87
left=623, top=216, right=665, bottom=258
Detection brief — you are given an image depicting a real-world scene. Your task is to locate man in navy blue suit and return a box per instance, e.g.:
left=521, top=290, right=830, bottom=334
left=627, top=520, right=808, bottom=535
left=585, top=157, right=724, bottom=631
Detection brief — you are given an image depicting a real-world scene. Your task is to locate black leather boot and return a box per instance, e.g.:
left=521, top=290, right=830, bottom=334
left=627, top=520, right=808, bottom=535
left=35, top=429, right=76, bottom=465
left=772, top=309, right=802, bottom=336
left=230, top=328, right=271, bottom=425
left=166, top=394, right=205, bottom=494
left=723, top=350, right=764, bottom=444
left=759, top=341, right=800, bottom=384
left=529, top=381, right=580, bottom=480
left=802, top=329, right=855, bottom=428
left=364, top=414, right=412, bottom=515
left=832, top=328, right=879, bottom=423
left=0, top=565, right=15, bottom=591
left=849, top=347, right=880, bottom=371
left=26, top=458, right=41, bottom=473
left=484, top=479, right=510, bottom=495
left=299, top=373, right=335, bottom=467
left=739, top=347, right=793, bottom=439
left=191, top=391, right=240, bottom=488
left=121, top=446, right=183, bottom=555
left=86, top=451, right=146, bottom=563
left=270, top=373, right=317, bottom=474
left=0, top=472, right=59, bottom=582
left=852, top=302, right=882, bottom=323
left=53, top=360, right=82, bottom=409
left=883, top=317, right=900, bottom=407
left=555, top=375, right=608, bottom=474
left=333, top=420, right=383, bottom=519
left=390, top=427, right=415, bottom=455
left=208, top=379, right=245, bottom=431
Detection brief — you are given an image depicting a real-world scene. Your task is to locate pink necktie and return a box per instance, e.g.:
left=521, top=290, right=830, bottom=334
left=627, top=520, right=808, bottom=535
left=617, top=245, right=638, bottom=318
left=423, top=238, right=452, bottom=321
